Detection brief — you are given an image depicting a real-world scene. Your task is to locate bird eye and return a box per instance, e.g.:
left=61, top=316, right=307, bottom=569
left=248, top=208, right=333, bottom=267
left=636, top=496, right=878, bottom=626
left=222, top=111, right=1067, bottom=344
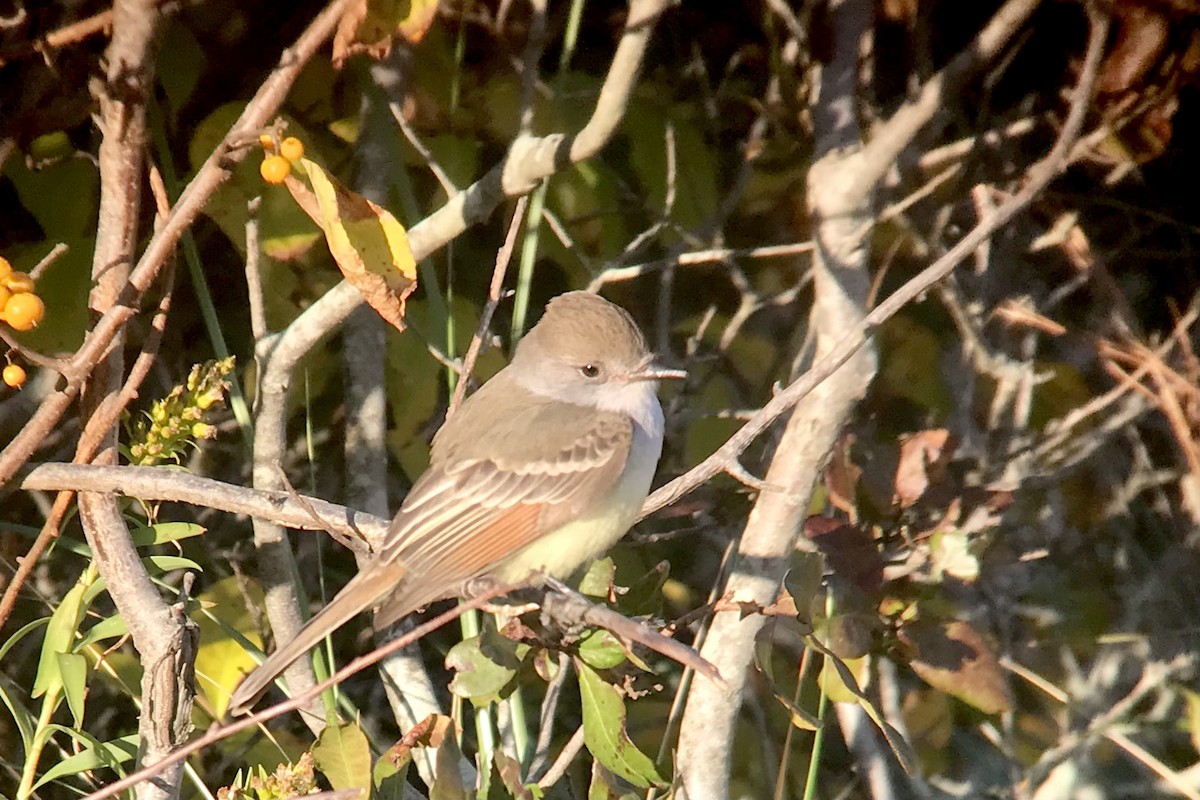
left=579, top=364, right=601, bottom=378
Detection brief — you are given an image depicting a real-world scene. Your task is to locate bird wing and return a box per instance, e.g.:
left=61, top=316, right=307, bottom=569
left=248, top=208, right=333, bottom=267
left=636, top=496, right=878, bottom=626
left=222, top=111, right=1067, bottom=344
left=370, top=402, right=632, bottom=628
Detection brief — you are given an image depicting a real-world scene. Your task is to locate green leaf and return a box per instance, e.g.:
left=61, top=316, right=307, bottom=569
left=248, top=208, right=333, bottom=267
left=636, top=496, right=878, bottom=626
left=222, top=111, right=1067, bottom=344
left=0, top=617, right=51, bottom=750
left=493, top=749, right=539, bottom=799
left=430, top=727, right=469, bottom=800
left=311, top=721, right=372, bottom=792
left=155, top=24, right=203, bottom=122
left=617, top=561, right=669, bottom=618
left=445, top=628, right=528, bottom=705
left=588, top=760, right=639, bottom=800
left=625, top=98, right=719, bottom=232
left=143, top=555, right=203, bottom=574
left=130, top=521, right=206, bottom=547
left=0, top=672, right=38, bottom=753
left=33, top=733, right=136, bottom=789
left=78, top=614, right=129, bottom=649
left=57, top=652, right=88, bottom=727
left=34, top=569, right=95, bottom=698
left=578, top=557, right=616, bottom=599
left=773, top=692, right=822, bottom=731
left=192, top=575, right=265, bottom=718
left=577, top=629, right=627, bottom=670
left=1185, top=689, right=1200, bottom=757
left=4, top=136, right=99, bottom=238
left=576, top=660, right=664, bottom=789
left=783, top=555, right=825, bottom=627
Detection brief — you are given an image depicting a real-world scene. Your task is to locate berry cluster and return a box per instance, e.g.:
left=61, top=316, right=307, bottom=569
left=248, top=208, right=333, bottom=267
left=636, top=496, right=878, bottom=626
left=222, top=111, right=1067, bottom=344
left=0, top=256, right=45, bottom=390
left=259, top=135, right=305, bottom=185
left=0, top=257, right=45, bottom=332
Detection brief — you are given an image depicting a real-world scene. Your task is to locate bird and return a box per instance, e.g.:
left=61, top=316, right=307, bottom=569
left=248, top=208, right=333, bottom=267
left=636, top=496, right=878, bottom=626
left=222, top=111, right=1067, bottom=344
left=229, top=290, right=682, bottom=713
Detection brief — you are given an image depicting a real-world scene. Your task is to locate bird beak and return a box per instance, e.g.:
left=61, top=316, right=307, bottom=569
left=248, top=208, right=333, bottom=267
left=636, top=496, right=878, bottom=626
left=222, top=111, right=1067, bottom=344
left=630, top=356, right=687, bottom=382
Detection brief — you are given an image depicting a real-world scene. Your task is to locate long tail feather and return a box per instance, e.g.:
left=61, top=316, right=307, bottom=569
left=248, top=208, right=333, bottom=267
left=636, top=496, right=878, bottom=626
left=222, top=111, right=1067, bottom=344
left=227, top=564, right=406, bottom=714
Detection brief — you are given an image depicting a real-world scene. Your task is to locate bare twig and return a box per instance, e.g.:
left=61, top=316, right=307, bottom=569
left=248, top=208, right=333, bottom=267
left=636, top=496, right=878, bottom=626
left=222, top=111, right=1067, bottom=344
left=449, top=195, right=528, bottom=413
left=540, top=580, right=722, bottom=682
left=534, top=726, right=586, bottom=790
left=72, top=3, right=186, bottom=797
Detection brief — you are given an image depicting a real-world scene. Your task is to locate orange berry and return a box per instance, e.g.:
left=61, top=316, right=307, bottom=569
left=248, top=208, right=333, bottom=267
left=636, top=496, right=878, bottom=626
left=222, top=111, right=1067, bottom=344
left=3, top=363, right=25, bottom=388
left=5, top=271, right=34, bottom=294
left=0, top=285, right=9, bottom=309
left=4, top=292, right=45, bottom=331
left=259, top=154, right=291, bottom=184
left=0, top=257, right=11, bottom=283
left=279, top=136, right=304, bottom=161
left=259, top=133, right=277, bottom=153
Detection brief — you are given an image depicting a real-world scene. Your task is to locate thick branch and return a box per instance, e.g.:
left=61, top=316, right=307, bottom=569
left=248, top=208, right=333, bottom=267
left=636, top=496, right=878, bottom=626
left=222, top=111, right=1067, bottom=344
left=677, top=0, right=877, bottom=795
left=20, top=463, right=387, bottom=546
left=75, top=2, right=187, bottom=798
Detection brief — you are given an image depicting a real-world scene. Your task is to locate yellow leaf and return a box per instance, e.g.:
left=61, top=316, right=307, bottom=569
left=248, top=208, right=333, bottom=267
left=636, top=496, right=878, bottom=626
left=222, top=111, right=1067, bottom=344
left=286, top=158, right=417, bottom=331
left=333, top=0, right=441, bottom=67
left=194, top=576, right=265, bottom=719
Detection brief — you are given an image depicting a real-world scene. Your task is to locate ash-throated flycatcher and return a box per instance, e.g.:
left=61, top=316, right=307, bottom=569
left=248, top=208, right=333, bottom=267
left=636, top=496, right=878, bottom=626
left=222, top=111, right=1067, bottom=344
left=230, top=291, right=682, bottom=712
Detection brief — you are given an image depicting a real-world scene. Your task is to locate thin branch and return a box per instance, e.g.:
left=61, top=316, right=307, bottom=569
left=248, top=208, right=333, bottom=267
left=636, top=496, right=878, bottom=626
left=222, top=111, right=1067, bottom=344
left=19, top=463, right=387, bottom=550
left=449, top=195, right=527, bottom=413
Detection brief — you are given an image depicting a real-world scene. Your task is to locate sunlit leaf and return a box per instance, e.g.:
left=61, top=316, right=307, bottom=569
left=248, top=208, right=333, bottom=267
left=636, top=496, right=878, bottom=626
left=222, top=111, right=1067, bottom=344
left=193, top=576, right=265, bottom=719
left=493, top=749, right=538, bottom=799
left=578, top=629, right=627, bottom=671
left=130, top=521, right=206, bottom=547
left=773, top=692, right=822, bottom=731
left=445, top=629, right=527, bottom=705
left=57, top=652, right=88, bottom=728
left=588, top=760, right=639, bottom=800
left=576, top=660, right=664, bottom=788
left=78, top=614, right=129, bottom=649
left=374, top=739, right=412, bottom=800
left=431, top=721, right=469, bottom=800
left=34, top=568, right=95, bottom=699
left=312, top=721, right=372, bottom=792
left=286, top=157, right=417, bottom=331
left=333, top=0, right=441, bottom=68
left=33, top=734, right=136, bottom=789
left=579, top=557, right=617, bottom=599
left=1184, top=689, right=1200, bottom=757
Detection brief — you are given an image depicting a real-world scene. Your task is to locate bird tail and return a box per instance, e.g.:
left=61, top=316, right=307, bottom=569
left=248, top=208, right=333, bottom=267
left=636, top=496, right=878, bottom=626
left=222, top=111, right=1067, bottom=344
left=227, top=564, right=406, bottom=715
